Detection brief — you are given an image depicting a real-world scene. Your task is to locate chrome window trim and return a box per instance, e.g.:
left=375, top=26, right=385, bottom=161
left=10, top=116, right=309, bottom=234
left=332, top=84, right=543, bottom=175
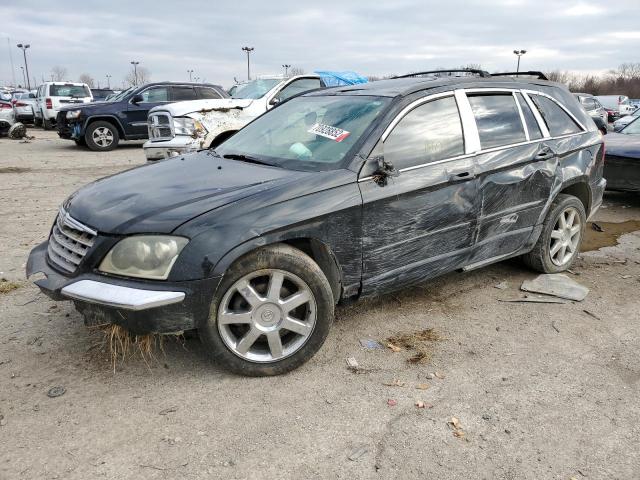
left=358, top=87, right=591, bottom=182
left=521, top=89, right=587, bottom=133
left=520, top=91, right=550, bottom=137
left=455, top=89, right=481, bottom=153
left=512, top=92, right=530, bottom=141
left=380, top=91, right=454, bottom=142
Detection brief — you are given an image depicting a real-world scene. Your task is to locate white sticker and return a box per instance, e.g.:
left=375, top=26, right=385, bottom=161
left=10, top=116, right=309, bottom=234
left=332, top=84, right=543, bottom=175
left=308, top=123, right=351, bottom=142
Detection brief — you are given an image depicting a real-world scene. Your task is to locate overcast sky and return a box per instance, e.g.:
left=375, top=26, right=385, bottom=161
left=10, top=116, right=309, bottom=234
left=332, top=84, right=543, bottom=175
left=2, top=0, right=639, bottom=88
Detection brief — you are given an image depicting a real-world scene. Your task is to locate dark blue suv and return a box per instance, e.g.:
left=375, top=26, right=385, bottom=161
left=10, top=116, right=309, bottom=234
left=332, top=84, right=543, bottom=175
left=56, top=82, right=228, bottom=151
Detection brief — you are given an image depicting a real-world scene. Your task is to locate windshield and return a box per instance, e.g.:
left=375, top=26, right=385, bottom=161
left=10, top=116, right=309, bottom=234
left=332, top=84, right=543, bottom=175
left=231, top=79, right=281, bottom=99
left=622, top=116, right=640, bottom=134
left=217, top=95, right=390, bottom=171
left=50, top=84, right=91, bottom=97
left=107, top=87, right=135, bottom=102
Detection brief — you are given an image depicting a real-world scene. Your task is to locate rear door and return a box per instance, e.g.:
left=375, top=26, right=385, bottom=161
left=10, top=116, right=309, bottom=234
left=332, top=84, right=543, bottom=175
left=125, top=85, right=171, bottom=137
left=359, top=92, right=479, bottom=295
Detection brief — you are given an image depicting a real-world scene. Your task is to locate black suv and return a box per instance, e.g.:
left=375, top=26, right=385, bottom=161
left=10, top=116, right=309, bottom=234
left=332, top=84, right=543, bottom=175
left=28, top=70, right=605, bottom=376
left=57, top=82, right=228, bottom=151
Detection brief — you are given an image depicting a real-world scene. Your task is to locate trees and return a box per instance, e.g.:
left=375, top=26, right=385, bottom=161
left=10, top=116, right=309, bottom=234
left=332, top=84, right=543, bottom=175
left=544, top=63, right=640, bottom=98
left=78, top=73, right=95, bottom=88
left=125, top=66, right=151, bottom=87
left=51, top=66, right=68, bottom=82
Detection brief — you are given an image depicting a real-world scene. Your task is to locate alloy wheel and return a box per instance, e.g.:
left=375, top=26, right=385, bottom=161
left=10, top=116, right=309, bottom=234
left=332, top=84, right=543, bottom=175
left=92, top=126, right=114, bottom=147
left=217, top=269, right=317, bottom=363
left=549, top=206, right=582, bottom=266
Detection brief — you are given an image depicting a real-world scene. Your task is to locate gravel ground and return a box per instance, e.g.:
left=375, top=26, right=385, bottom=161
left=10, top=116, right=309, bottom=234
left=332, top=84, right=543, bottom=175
left=1, top=129, right=639, bottom=480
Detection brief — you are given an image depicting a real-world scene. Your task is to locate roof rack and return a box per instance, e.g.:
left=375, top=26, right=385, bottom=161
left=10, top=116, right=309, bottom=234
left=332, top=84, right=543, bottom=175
left=491, top=71, right=548, bottom=80
left=393, top=69, right=491, bottom=79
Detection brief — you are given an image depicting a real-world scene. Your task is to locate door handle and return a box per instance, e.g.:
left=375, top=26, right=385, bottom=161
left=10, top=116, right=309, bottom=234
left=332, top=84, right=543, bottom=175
left=534, top=145, right=556, bottom=161
left=447, top=170, right=474, bottom=182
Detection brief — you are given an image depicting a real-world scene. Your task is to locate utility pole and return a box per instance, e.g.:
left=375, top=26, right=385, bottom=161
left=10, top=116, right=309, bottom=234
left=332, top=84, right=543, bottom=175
left=130, top=61, right=140, bottom=85
left=106, top=74, right=112, bottom=88
left=16, top=43, right=31, bottom=89
left=187, top=69, right=194, bottom=81
left=513, top=49, right=527, bottom=75
left=7, top=38, right=16, bottom=87
left=282, top=64, right=291, bottom=76
left=19, top=66, right=26, bottom=87
left=242, top=46, right=254, bottom=81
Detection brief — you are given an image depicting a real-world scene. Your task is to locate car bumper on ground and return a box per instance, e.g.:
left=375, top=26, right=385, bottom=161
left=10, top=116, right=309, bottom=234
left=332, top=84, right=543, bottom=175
left=143, top=137, right=198, bottom=161
left=26, top=241, right=220, bottom=334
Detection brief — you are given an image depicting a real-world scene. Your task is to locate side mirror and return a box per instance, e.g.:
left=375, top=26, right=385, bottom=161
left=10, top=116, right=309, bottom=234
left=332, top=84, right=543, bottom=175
left=269, top=97, right=280, bottom=106
left=131, top=93, right=144, bottom=104
left=371, top=155, right=399, bottom=186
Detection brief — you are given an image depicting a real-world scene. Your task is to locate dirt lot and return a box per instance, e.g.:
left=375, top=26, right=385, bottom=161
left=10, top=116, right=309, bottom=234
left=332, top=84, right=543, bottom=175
left=1, top=129, right=639, bottom=480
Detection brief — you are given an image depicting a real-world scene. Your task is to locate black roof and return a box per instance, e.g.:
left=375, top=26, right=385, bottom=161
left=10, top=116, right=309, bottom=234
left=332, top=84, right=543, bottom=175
left=135, top=81, right=225, bottom=89
left=308, top=75, right=559, bottom=98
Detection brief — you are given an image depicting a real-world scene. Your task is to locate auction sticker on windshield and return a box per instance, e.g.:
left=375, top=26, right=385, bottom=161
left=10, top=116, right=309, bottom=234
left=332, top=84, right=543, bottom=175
left=308, top=123, right=351, bottom=142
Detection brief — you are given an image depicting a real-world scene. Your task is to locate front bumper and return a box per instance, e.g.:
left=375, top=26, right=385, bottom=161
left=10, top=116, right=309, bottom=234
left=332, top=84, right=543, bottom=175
left=26, top=241, right=220, bottom=334
left=143, top=136, right=198, bottom=161
left=56, top=112, right=75, bottom=139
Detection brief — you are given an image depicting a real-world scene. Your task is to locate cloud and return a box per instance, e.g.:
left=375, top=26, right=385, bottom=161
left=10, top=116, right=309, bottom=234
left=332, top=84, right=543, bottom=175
left=1, top=0, right=638, bottom=88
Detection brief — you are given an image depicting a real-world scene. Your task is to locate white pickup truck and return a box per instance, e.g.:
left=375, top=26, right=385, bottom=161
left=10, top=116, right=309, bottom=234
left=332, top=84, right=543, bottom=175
left=143, top=75, right=325, bottom=161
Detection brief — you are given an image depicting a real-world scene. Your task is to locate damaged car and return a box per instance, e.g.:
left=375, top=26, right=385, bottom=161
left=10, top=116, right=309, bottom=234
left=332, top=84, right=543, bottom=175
left=27, top=70, right=605, bottom=376
left=143, top=75, right=326, bottom=160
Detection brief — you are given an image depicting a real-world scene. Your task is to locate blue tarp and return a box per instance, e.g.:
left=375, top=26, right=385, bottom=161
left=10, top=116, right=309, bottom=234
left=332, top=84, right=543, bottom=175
left=314, top=71, right=368, bottom=87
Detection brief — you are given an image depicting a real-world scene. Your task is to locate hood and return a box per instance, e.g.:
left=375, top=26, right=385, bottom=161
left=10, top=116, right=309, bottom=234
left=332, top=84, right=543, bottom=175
left=65, top=151, right=307, bottom=235
left=151, top=98, right=255, bottom=117
left=604, top=132, right=640, bottom=159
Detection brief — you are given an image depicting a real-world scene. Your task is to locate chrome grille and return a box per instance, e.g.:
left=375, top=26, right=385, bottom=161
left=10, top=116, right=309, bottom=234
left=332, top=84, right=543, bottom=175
left=148, top=112, right=174, bottom=140
left=47, top=208, right=97, bottom=273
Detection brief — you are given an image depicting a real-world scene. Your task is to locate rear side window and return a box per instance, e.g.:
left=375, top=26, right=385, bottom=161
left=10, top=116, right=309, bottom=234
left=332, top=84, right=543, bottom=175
left=197, top=87, right=222, bottom=99
left=468, top=94, right=527, bottom=149
left=172, top=86, right=197, bottom=101
left=582, top=97, right=596, bottom=110
left=140, top=87, right=169, bottom=103
left=530, top=94, right=582, bottom=136
left=515, top=93, right=543, bottom=140
left=49, top=84, right=91, bottom=97
left=383, top=96, right=465, bottom=169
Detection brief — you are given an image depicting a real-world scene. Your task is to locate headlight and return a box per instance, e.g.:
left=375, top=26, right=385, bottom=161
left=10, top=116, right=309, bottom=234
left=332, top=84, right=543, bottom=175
left=99, top=235, right=189, bottom=280
left=66, top=109, right=82, bottom=119
left=173, top=117, right=196, bottom=136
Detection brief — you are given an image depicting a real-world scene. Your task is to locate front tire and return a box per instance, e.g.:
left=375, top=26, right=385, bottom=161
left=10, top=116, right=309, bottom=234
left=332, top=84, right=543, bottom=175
left=85, top=121, right=119, bottom=151
left=523, top=194, right=586, bottom=273
left=199, top=244, right=334, bottom=376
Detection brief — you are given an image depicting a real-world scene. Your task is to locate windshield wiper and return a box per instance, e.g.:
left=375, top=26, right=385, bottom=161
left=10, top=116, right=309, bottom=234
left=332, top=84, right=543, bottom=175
left=222, top=153, right=274, bottom=167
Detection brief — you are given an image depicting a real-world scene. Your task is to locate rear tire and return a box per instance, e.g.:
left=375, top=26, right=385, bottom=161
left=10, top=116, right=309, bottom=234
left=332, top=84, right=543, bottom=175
left=522, top=194, right=586, bottom=273
left=199, top=244, right=334, bottom=376
left=43, top=118, right=53, bottom=130
left=85, top=121, right=119, bottom=151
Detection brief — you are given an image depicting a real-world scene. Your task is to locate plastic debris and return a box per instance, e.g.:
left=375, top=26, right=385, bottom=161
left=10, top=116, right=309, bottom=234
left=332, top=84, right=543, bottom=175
left=494, top=281, right=508, bottom=290
left=47, top=386, right=66, bottom=398
left=415, top=383, right=429, bottom=390
left=520, top=274, right=589, bottom=301
left=8, top=123, right=27, bottom=139
left=159, top=406, right=178, bottom=415
left=359, top=339, right=383, bottom=349
left=382, top=379, right=406, bottom=387
left=348, top=445, right=368, bottom=461
left=387, top=399, right=397, bottom=407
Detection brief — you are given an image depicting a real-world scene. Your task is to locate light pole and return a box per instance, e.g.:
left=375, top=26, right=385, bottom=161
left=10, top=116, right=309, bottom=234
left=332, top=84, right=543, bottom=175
left=513, top=49, right=527, bottom=75
left=130, top=61, right=140, bottom=85
left=194, top=76, right=200, bottom=83
left=187, top=69, right=194, bottom=81
left=19, top=66, right=26, bottom=87
left=282, top=64, right=291, bottom=76
left=242, top=46, right=254, bottom=81
left=16, top=43, right=31, bottom=89
left=106, top=74, right=112, bottom=88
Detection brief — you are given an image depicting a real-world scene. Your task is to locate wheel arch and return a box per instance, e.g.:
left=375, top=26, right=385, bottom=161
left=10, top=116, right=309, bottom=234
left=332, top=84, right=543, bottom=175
left=557, top=178, right=591, bottom=217
left=212, top=236, right=345, bottom=304
left=83, top=116, right=126, bottom=138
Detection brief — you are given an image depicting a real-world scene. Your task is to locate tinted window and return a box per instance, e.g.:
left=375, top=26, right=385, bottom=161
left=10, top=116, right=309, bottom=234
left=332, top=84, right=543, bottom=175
left=172, top=86, right=197, bottom=101
left=530, top=94, right=582, bottom=136
left=197, top=87, right=222, bottom=99
left=468, top=94, right=527, bottom=149
left=49, top=84, right=91, bottom=97
left=277, top=78, right=322, bottom=102
left=516, top=93, right=543, bottom=140
left=383, top=96, right=465, bottom=170
left=140, top=87, right=169, bottom=103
